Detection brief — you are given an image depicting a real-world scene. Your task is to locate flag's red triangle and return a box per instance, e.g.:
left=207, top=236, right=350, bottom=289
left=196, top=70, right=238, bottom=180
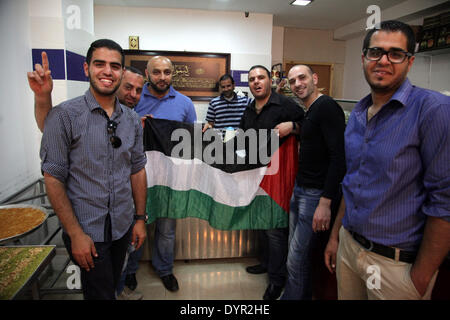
left=259, top=135, right=299, bottom=213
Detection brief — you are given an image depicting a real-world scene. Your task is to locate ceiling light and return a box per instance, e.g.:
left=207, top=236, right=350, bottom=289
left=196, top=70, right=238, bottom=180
left=290, top=0, right=312, bottom=6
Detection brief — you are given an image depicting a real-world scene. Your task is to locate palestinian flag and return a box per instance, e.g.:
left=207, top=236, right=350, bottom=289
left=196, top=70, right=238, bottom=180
left=143, top=118, right=298, bottom=230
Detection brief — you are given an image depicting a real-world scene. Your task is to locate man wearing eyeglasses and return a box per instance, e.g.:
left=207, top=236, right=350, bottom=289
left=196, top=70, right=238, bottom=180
left=324, top=20, right=450, bottom=300
left=35, top=39, right=147, bottom=300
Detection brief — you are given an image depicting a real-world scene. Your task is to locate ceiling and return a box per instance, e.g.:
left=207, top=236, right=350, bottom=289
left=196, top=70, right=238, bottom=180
left=93, top=0, right=407, bottom=30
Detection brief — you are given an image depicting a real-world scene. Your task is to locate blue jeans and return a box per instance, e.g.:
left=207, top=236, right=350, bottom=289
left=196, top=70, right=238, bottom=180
left=281, top=184, right=321, bottom=300
left=116, top=244, right=144, bottom=295
left=152, top=218, right=176, bottom=277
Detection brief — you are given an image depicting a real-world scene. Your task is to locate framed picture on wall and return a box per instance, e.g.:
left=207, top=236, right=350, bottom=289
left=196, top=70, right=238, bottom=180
left=124, top=50, right=231, bottom=101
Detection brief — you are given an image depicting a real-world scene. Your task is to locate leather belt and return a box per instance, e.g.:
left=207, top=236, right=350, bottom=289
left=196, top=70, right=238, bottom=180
left=349, top=230, right=416, bottom=263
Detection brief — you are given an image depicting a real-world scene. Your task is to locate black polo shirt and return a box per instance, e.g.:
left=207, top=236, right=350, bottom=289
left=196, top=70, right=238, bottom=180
left=237, top=91, right=304, bottom=168
left=239, top=91, right=304, bottom=130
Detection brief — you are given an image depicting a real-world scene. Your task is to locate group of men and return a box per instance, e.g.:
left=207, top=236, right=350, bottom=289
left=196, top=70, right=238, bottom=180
left=27, top=19, right=449, bottom=300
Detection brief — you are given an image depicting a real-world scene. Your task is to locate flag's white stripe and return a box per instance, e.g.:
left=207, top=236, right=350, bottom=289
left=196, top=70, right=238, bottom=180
left=146, top=151, right=268, bottom=207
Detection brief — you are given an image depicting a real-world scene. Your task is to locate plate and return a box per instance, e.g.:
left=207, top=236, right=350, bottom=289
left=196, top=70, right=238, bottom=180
left=0, top=204, right=49, bottom=244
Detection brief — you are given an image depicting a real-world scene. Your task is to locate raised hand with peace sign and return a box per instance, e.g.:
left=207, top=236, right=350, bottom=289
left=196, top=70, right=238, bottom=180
left=27, top=51, right=54, bottom=132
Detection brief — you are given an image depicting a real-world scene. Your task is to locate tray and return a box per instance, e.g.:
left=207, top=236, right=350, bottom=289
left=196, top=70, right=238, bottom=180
left=0, top=245, right=56, bottom=299
left=0, top=204, right=49, bottom=244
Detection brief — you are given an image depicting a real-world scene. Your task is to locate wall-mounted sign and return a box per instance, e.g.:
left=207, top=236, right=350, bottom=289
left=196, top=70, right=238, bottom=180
left=124, top=50, right=230, bottom=101
left=128, top=36, right=139, bottom=50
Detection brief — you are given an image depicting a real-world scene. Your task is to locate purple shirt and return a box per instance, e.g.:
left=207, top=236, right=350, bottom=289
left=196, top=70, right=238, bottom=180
left=342, top=79, right=450, bottom=251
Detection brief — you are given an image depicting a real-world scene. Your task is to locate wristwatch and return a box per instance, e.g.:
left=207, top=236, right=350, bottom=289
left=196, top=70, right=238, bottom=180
left=134, top=214, right=148, bottom=223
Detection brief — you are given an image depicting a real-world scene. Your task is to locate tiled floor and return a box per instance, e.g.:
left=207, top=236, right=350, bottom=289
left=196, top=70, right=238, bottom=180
left=41, top=257, right=269, bottom=300
left=138, top=258, right=268, bottom=300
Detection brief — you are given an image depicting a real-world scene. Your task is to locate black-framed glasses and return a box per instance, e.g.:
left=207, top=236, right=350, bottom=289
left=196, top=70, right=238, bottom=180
left=363, top=47, right=413, bottom=64
left=107, top=120, right=122, bottom=148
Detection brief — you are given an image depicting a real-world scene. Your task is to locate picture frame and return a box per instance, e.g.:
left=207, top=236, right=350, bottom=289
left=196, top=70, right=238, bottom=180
left=124, top=50, right=231, bottom=101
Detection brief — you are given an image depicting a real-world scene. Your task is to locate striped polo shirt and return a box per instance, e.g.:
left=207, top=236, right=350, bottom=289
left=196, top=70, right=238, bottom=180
left=40, top=89, right=147, bottom=242
left=205, top=93, right=251, bottom=129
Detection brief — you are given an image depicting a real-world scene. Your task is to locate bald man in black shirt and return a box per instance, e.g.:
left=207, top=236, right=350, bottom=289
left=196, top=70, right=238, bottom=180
left=281, top=64, right=346, bottom=300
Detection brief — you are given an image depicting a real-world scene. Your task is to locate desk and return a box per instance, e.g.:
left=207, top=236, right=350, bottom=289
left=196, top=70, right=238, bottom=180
left=0, top=245, right=56, bottom=299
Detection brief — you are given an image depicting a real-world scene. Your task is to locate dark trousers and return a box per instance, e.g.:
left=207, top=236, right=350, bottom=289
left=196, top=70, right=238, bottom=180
left=62, top=220, right=132, bottom=300
left=257, top=227, right=288, bottom=287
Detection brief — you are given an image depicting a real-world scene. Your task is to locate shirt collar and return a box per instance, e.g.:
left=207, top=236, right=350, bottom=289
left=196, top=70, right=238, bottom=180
left=84, top=89, right=123, bottom=116
left=355, top=78, right=413, bottom=112
left=250, top=91, right=282, bottom=111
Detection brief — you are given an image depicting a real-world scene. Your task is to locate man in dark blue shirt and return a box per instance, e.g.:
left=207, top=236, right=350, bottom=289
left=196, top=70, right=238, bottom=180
left=325, top=20, right=450, bottom=300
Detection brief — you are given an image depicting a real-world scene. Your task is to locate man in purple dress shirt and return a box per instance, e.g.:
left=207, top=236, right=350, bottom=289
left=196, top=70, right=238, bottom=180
left=324, top=20, right=450, bottom=299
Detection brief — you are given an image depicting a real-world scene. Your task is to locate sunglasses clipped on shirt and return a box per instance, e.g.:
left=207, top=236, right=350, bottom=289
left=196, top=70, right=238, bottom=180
left=363, top=47, right=413, bottom=64
left=106, top=120, right=122, bottom=148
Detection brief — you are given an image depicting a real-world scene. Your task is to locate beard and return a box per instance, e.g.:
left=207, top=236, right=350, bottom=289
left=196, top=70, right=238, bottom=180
left=89, top=77, right=121, bottom=97
left=363, top=65, right=408, bottom=95
left=149, top=78, right=171, bottom=94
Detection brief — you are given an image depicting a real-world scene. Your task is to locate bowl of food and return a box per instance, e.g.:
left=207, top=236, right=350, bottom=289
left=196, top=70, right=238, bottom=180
left=0, top=204, right=49, bottom=244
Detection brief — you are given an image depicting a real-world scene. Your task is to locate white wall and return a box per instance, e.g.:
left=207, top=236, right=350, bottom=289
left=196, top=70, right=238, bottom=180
left=94, top=6, right=273, bottom=120
left=0, top=0, right=41, bottom=201
left=94, top=6, right=272, bottom=67
left=272, top=26, right=284, bottom=66
left=62, top=0, right=94, bottom=98
left=342, top=34, right=369, bottom=100
left=283, top=28, right=346, bottom=98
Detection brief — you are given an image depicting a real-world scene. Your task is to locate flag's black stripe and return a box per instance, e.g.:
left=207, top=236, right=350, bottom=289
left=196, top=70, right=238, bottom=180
left=144, top=118, right=283, bottom=174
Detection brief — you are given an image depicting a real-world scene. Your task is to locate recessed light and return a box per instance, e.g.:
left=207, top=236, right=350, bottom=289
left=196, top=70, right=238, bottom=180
left=290, top=0, right=312, bottom=6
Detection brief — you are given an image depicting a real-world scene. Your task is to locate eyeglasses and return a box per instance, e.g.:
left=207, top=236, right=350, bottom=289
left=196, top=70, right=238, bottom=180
left=107, top=120, right=122, bottom=148
left=363, top=47, right=413, bottom=64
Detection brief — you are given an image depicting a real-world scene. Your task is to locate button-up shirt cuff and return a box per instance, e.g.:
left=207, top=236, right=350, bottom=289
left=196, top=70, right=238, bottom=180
left=131, top=159, right=147, bottom=175
left=41, top=162, right=68, bottom=184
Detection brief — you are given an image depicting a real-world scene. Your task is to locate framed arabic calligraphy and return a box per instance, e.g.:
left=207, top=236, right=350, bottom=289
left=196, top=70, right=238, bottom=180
left=124, top=50, right=231, bottom=101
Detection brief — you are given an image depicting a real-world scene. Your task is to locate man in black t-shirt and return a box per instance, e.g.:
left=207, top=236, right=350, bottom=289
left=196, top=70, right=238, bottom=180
left=241, top=65, right=304, bottom=300
left=280, top=64, right=346, bottom=300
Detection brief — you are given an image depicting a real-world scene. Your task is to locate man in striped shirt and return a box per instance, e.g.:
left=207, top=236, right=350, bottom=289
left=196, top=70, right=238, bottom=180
left=32, top=39, right=148, bottom=300
left=202, top=74, right=251, bottom=132
left=28, top=52, right=147, bottom=300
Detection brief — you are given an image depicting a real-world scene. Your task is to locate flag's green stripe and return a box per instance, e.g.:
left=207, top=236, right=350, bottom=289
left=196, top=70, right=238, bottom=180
left=146, top=185, right=287, bottom=230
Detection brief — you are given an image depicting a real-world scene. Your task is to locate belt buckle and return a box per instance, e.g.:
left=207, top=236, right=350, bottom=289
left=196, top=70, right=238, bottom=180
left=366, top=239, right=374, bottom=251
left=354, top=232, right=373, bottom=251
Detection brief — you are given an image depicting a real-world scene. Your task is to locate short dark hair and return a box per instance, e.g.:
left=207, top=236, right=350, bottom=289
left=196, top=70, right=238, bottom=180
left=125, top=66, right=144, bottom=77
left=248, top=65, right=271, bottom=78
left=219, top=74, right=234, bottom=84
left=363, top=20, right=416, bottom=54
left=295, top=64, right=315, bottom=75
left=86, top=39, right=124, bottom=66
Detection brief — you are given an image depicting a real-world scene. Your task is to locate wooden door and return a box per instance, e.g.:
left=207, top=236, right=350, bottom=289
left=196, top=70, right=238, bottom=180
left=284, top=63, right=333, bottom=96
